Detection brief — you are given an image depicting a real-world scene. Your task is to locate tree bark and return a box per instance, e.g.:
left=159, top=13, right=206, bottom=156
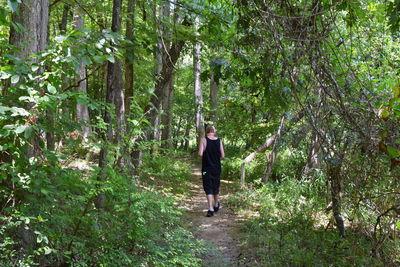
left=124, top=0, right=135, bottom=115
left=193, top=18, right=204, bottom=146
left=146, top=17, right=191, bottom=141
left=73, top=9, right=91, bottom=140
left=59, top=4, right=70, bottom=34
left=9, top=0, right=49, bottom=253
left=10, top=0, right=49, bottom=157
left=327, top=164, right=345, bottom=237
left=161, top=74, right=174, bottom=148
left=210, top=65, right=218, bottom=124
left=96, top=0, right=124, bottom=209
left=263, top=115, right=285, bottom=183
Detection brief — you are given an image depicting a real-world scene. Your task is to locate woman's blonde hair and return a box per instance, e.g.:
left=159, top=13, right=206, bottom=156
left=205, top=125, right=216, bottom=134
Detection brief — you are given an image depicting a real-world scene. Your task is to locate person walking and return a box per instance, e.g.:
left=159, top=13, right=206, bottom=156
left=198, top=126, right=225, bottom=217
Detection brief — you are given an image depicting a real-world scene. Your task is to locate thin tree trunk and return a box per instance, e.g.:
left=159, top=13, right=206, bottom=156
left=96, top=0, right=124, bottom=209
left=210, top=64, right=218, bottom=125
left=161, top=74, right=174, bottom=148
left=183, top=117, right=191, bottom=150
left=124, top=0, right=135, bottom=116
left=193, top=18, right=204, bottom=146
left=263, top=115, right=285, bottom=183
left=59, top=4, right=70, bottom=34
left=73, top=9, right=91, bottom=140
left=328, top=164, right=345, bottom=237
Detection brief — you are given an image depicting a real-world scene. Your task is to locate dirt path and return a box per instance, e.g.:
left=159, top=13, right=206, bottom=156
left=182, top=161, right=246, bottom=267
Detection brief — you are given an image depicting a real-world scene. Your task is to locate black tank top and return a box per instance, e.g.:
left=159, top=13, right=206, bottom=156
left=202, top=137, right=221, bottom=174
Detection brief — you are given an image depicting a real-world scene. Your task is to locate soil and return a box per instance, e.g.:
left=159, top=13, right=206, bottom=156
left=182, top=161, right=250, bottom=267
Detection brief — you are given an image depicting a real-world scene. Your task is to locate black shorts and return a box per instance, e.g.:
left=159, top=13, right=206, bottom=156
left=202, top=171, right=221, bottom=195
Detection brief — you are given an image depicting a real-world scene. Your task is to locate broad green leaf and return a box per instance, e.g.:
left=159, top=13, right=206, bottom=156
left=47, top=84, right=57, bottom=94
left=10, top=107, right=29, bottom=116
left=106, top=55, right=115, bottom=63
left=0, top=71, right=11, bottom=80
left=15, top=125, right=27, bottom=134
left=0, top=106, right=10, bottom=114
left=31, top=64, right=39, bottom=72
left=11, top=74, right=20, bottom=84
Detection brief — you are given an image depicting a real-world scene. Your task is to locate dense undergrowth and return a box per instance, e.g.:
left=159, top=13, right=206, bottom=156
left=223, top=146, right=399, bottom=266
left=0, top=150, right=205, bottom=266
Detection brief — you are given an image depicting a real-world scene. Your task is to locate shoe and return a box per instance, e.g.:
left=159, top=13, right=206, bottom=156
left=206, top=210, right=214, bottom=217
left=214, top=202, right=220, bottom=212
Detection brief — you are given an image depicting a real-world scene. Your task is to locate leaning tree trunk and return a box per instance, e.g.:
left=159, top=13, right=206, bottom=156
left=263, top=115, right=285, bottom=183
left=146, top=17, right=191, bottom=142
left=73, top=9, right=91, bottom=140
left=96, top=0, right=124, bottom=209
left=193, top=18, right=204, bottom=147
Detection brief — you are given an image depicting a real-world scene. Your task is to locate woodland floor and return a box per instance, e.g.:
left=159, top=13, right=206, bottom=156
left=181, top=160, right=252, bottom=267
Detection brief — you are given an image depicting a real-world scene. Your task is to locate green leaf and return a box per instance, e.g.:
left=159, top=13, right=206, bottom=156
left=0, top=106, right=10, bottom=114
left=0, top=71, right=11, bottom=80
left=387, top=146, right=400, bottom=158
left=106, top=55, right=115, bottom=63
left=15, top=125, right=27, bottom=134
left=11, top=74, right=20, bottom=84
left=31, top=64, right=39, bottom=72
left=44, top=246, right=52, bottom=255
left=37, top=215, right=44, bottom=222
left=10, top=107, right=29, bottom=116
left=7, top=0, right=19, bottom=13
left=55, top=35, right=67, bottom=43
left=47, top=84, right=57, bottom=94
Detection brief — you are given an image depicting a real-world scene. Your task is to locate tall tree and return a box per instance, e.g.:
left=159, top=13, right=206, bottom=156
left=9, top=0, right=49, bottom=157
left=73, top=8, right=91, bottom=140
left=193, top=17, right=204, bottom=146
left=97, top=0, right=124, bottom=209
left=124, top=0, right=135, bottom=115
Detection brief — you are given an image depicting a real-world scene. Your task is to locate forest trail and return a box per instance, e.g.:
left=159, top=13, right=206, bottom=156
left=182, top=160, right=247, bottom=267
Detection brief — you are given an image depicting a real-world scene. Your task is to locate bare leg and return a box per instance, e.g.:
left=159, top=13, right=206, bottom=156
left=213, top=194, right=219, bottom=206
left=206, top=194, right=214, bottom=211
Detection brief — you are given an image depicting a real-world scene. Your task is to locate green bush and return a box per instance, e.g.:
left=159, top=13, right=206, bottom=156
left=0, top=161, right=205, bottom=266
left=229, top=178, right=383, bottom=266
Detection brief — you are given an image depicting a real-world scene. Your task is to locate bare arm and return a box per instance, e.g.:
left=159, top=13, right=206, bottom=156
left=220, top=140, right=225, bottom=159
left=198, top=138, right=206, bottom=157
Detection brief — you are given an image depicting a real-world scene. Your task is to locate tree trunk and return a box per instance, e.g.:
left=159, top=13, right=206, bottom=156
left=183, top=117, right=191, bottom=151
left=146, top=17, right=191, bottom=142
left=73, top=9, right=91, bottom=140
left=193, top=18, right=204, bottom=146
left=59, top=4, right=70, bottom=34
left=263, top=115, right=285, bottom=183
left=304, top=133, right=321, bottom=174
left=161, top=74, right=174, bottom=148
left=210, top=65, right=218, bottom=125
left=10, top=0, right=49, bottom=157
left=327, top=164, right=345, bottom=237
left=9, top=0, right=49, bottom=253
left=124, top=0, right=135, bottom=115
left=96, top=0, right=124, bottom=209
